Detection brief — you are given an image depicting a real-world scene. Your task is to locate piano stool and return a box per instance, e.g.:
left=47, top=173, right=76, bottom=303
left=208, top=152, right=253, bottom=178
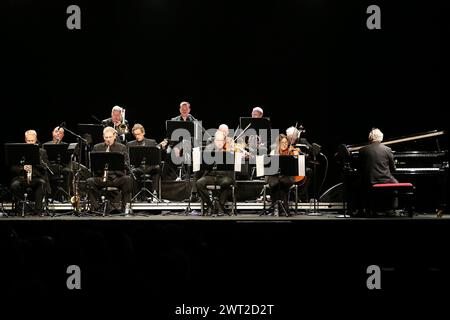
left=370, top=183, right=415, bottom=217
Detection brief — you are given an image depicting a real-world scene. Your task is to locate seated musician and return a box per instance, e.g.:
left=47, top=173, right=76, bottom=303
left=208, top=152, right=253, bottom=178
left=10, top=130, right=51, bottom=214
left=266, top=134, right=296, bottom=216
left=87, top=126, right=132, bottom=212
left=358, top=128, right=398, bottom=212
left=127, top=123, right=161, bottom=198
left=101, top=105, right=130, bottom=143
left=359, top=128, right=398, bottom=185
left=286, top=126, right=313, bottom=201
left=196, top=130, right=235, bottom=216
left=43, top=126, right=71, bottom=201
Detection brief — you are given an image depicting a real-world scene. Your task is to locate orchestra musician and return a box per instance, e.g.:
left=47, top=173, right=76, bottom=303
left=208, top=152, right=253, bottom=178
left=86, top=126, right=132, bottom=212
left=43, top=126, right=66, bottom=145
left=286, top=126, right=313, bottom=201
left=358, top=128, right=398, bottom=213
left=127, top=123, right=161, bottom=198
left=196, top=130, right=235, bottom=216
left=171, top=101, right=197, bottom=122
left=10, top=130, right=51, bottom=214
left=266, top=134, right=297, bottom=216
left=101, top=105, right=130, bottom=143
left=43, top=126, right=71, bottom=201
left=251, top=106, right=264, bottom=118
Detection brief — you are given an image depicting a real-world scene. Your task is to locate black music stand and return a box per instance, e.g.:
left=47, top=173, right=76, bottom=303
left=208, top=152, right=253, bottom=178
left=78, top=123, right=104, bottom=166
left=43, top=144, right=70, bottom=202
left=308, top=143, right=322, bottom=216
left=5, top=143, right=43, bottom=216
left=90, top=151, right=126, bottom=215
left=166, top=120, right=198, bottom=181
left=129, top=146, right=162, bottom=203
left=261, top=155, right=301, bottom=216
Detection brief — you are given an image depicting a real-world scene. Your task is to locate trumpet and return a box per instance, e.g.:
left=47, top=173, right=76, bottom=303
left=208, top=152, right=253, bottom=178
left=117, top=108, right=129, bottom=135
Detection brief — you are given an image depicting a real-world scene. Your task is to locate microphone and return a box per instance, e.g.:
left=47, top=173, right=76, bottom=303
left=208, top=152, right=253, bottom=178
left=57, top=122, right=66, bottom=130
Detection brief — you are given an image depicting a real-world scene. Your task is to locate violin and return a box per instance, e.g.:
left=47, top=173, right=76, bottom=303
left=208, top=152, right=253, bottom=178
left=281, top=144, right=305, bottom=183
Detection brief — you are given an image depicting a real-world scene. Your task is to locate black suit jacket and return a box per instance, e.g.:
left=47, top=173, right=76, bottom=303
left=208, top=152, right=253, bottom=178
left=10, top=148, right=52, bottom=193
left=359, top=142, right=397, bottom=185
left=127, top=138, right=157, bottom=147
left=92, top=142, right=130, bottom=178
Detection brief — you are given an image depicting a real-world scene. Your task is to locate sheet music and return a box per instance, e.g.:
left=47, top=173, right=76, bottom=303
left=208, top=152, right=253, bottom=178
left=298, top=154, right=305, bottom=176
left=256, top=155, right=264, bottom=177
left=193, top=147, right=201, bottom=172
left=234, top=152, right=242, bottom=172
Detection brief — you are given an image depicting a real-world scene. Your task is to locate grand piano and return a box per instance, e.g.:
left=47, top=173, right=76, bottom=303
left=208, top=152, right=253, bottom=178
left=339, top=130, right=448, bottom=212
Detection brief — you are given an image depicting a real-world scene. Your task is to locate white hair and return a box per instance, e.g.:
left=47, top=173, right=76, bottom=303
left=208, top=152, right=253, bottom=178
left=218, top=124, right=229, bottom=133
left=180, top=101, right=190, bottom=108
left=103, top=126, right=117, bottom=136
left=252, top=107, right=263, bottom=115
left=25, top=130, right=37, bottom=137
left=286, top=126, right=299, bottom=137
left=369, top=128, right=383, bottom=142
left=111, top=105, right=123, bottom=114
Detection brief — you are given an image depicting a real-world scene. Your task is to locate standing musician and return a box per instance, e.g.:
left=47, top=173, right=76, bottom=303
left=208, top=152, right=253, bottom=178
left=171, top=101, right=197, bottom=122
left=266, top=134, right=298, bottom=216
left=127, top=123, right=161, bottom=198
left=196, top=130, right=235, bottom=216
left=251, top=106, right=264, bottom=118
left=86, top=126, right=132, bottom=212
left=10, top=130, right=51, bottom=213
left=101, top=105, right=130, bottom=143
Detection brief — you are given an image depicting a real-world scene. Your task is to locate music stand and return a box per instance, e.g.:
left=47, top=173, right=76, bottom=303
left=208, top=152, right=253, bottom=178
left=43, top=144, right=70, bottom=202
left=129, top=146, right=162, bottom=203
left=308, top=143, right=322, bottom=216
left=78, top=123, right=103, bottom=166
left=90, top=151, right=125, bottom=215
left=166, top=120, right=198, bottom=181
left=5, top=143, right=42, bottom=216
left=262, top=155, right=300, bottom=216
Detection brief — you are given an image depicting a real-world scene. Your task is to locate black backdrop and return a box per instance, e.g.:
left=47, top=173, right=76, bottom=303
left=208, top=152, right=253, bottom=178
left=3, top=0, right=446, bottom=188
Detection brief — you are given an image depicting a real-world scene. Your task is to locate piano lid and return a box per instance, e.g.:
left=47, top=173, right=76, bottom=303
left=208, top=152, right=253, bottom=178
left=347, top=130, right=446, bottom=152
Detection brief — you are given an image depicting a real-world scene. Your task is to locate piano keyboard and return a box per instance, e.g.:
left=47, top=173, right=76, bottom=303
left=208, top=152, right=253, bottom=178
left=395, top=167, right=440, bottom=172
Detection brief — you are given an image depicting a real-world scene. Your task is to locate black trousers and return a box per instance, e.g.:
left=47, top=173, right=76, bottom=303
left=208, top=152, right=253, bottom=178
left=10, top=177, right=47, bottom=211
left=87, top=175, right=132, bottom=211
left=266, top=175, right=295, bottom=208
left=132, top=165, right=161, bottom=195
left=196, top=175, right=233, bottom=212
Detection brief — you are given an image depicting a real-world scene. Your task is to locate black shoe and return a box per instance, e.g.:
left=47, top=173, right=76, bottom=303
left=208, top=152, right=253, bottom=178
left=189, top=193, right=200, bottom=202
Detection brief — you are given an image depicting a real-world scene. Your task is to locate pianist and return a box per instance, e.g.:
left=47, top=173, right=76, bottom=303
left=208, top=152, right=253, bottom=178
left=359, top=128, right=398, bottom=186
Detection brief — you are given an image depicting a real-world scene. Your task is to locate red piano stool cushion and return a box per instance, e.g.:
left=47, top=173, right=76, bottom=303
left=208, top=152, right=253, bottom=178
left=373, top=183, right=414, bottom=188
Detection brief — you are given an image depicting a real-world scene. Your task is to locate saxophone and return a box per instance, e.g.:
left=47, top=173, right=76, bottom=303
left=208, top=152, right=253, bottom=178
left=70, top=161, right=80, bottom=211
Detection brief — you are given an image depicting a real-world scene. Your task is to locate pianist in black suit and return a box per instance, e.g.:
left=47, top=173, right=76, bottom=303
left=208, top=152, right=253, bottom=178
left=359, top=128, right=398, bottom=186
left=87, top=126, right=132, bottom=212
left=127, top=123, right=161, bottom=198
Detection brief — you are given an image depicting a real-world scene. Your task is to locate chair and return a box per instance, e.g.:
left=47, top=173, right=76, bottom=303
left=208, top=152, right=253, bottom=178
left=370, top=182, right=415, bottom=217
left=98, top=186, right=121, bottom=216
left=200, top=184, right=237, bottom=216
